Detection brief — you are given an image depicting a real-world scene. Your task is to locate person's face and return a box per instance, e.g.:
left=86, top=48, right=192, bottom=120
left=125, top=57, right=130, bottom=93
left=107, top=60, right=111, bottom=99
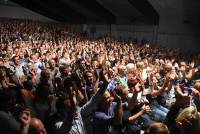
left=152, top=76, right=158, bottom=84
left=61, top=67, right=70, bottom=76
left=92, top=61, right=98, bottom=69
left=7, top=47, right=12, bottom=54
left=14, top=57, right=19, bottom=65
left=155, top=73, right=161, bottom=80
left=19, top=52, right=24, bottom=59
left=86, top=72, right=93, bottom=83
left=179, top=65, right=186, bottom=72
left=21, top=48, right=25, bottom=53
left=2, top=57, right=9, bottom=63
left=31, top=55, right=37, bottom=62
left=101, top=91, right=113, bottom=109
left=118, top=66, right=126, bottom=75
left=0, top=67, right=6, bottom=78
left=49, top=60, right=56, bottom=68
left=78, top=60, right=85, bottom=69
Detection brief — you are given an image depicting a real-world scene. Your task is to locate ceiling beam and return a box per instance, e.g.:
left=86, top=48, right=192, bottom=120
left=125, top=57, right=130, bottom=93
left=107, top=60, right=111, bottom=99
left=128, top=0, right=159, bottom=24
left=11, top=0, right=86, bottom=23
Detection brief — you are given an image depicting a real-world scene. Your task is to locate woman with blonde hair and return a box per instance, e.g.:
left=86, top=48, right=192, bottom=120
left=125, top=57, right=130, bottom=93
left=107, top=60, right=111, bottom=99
left=176, top=106, right=200, bottom=134
left=166, top=105, right=200, bottom=134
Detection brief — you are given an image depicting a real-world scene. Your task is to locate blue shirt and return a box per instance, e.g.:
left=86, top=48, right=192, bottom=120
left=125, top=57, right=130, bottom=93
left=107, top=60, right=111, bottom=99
left=92, top=102, right=118, bottom=134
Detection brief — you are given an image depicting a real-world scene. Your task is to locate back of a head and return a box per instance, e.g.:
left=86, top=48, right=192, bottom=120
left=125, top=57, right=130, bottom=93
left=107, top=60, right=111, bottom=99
left=144, top=123, right=170, bottom=134
left=176, top=106, right=200, bottom=134
left=136, top=61, right=144, bottom=69
left=194, top=81, right=200, bottom=91
left=0, top=90, right=16, bottom=111
left=29, top=117, right=46, bottom=134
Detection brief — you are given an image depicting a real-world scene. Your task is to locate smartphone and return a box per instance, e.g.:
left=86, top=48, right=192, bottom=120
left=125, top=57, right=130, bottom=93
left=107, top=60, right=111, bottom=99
left=183, top=87, right=192, bottom=95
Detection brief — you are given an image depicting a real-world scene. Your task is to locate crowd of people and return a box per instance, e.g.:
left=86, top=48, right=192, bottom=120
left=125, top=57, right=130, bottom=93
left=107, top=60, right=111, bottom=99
left=0, top=19, right=200, bottom=134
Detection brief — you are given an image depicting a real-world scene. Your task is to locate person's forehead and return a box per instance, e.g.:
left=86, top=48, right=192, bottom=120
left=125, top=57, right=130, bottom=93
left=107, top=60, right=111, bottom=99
left=152, top=76, right=157, bottom=80
left=104, top=91, right=110, bottom=98
left=118, top=65, right=126, bottom=69
left=86, top=72, right=93, bottom=76
left=155, top=73, right=160, bottom=76
left=50, top=60, right=55, bottom=63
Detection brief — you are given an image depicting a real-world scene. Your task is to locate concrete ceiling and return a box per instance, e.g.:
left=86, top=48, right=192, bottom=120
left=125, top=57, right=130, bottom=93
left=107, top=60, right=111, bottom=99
left=8, top=0, right=159, bottom=24
left=148, top=0, right=200, bottom=15
left=2, top=0, right=200, bottom=24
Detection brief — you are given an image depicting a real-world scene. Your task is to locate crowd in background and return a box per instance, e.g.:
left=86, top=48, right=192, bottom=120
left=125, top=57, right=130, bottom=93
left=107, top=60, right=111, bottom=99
left=0, top=19, right=200, bottom=134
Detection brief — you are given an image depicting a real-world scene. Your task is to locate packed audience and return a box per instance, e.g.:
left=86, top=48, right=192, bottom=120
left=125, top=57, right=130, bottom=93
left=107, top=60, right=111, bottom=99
left=0, top=19, right=200, bottom=134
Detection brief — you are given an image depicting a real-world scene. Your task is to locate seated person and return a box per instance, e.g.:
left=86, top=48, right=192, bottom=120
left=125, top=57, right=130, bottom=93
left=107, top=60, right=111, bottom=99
left=144, top=123, right=170, bottom=134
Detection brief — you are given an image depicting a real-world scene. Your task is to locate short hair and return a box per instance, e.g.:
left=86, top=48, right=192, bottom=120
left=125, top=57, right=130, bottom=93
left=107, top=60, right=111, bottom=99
left=136, top=61, right=144, bottom=68
left=194, top=81, right=200, bottom=91
left=12, top=55, right=18, bottom=61
left=144, top=123, right=170, bottom=134
left=0, top=65, right=11, bottom=76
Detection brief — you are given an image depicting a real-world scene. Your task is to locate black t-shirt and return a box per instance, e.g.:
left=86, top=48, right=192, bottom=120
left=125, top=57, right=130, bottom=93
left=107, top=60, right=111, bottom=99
left=0, top=111, right=21, bottom=134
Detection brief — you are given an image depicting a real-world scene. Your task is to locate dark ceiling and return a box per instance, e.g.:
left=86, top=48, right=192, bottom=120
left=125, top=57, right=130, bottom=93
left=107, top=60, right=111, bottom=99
left=11, top=0, right=159, bottom=25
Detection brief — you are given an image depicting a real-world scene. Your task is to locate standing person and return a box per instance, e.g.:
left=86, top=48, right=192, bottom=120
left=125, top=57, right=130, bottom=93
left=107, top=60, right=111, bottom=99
left=48, top=59, right=59, bottom=90
left=55, top=64, right=71, bottom=92
left=117, top=64, right=128, bottom=88
left=165, top=83, right=200, bottom=134
left=46, top=74, right=108, bottom=134
left=92, top=91, right=123, bottom=134
left=0, top=90, right=31, bottom=134
left=11, top=56, right=25, bottom=79
left=84, top=70, right=98, bottom=99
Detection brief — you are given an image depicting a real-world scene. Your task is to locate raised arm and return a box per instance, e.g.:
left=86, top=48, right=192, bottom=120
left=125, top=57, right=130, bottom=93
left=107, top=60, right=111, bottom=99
left=80, top=73, right=108, bottom=116
left=113, top=93, right=123, bottom=126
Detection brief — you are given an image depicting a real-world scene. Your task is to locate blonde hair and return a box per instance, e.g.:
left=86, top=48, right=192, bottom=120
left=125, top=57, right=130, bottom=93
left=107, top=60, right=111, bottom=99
left=176, top=106, right=200, bottom=134
left=136, top=61, right=144, bottom=69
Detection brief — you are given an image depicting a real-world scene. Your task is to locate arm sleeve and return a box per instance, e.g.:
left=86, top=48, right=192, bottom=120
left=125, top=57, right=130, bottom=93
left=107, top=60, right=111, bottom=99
left=0, top=111, right=21, bottom=134
left=165, top=104, right=181, bottom=127
left=80, top=83, right=107, bottom=116
left=94, top=112, right=114, bottom=124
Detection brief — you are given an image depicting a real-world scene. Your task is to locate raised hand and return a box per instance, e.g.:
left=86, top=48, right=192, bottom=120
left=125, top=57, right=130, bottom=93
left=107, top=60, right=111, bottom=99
left=20, top=109, right=31, bottom=126
left=141, top=104, right=151, bottom=114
